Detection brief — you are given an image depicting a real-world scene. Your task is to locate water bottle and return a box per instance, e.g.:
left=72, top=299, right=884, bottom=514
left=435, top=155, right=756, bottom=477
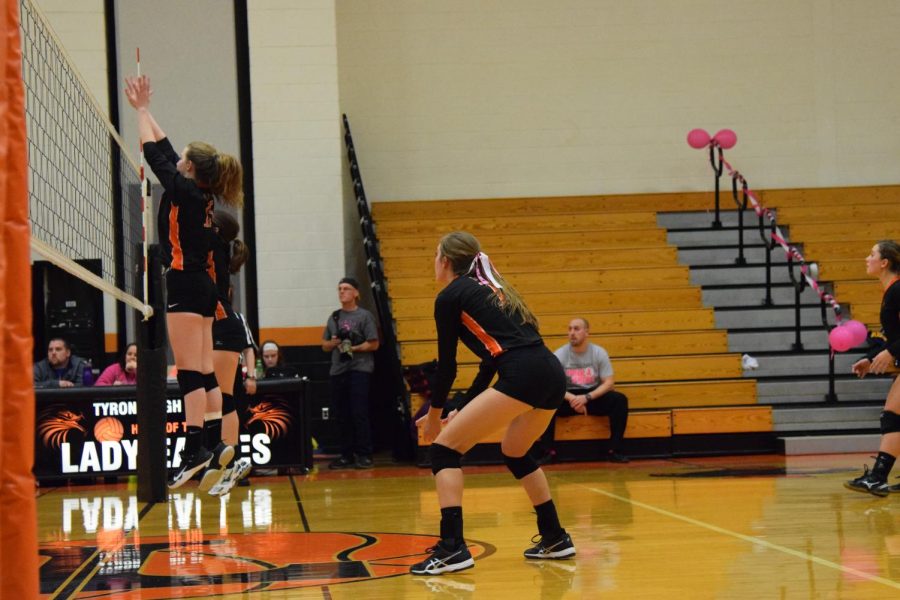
left=82, top=360, right=94, bottom=386
left=255, top=358, right=264, bottom=379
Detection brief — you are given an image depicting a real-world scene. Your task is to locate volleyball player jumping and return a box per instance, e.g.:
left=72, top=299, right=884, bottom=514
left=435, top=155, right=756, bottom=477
left=411, top=231, right=576, bottom=576
left=125, top=75, right=244, bottom=489
left=845, top=240, right=900, bottom=497
left=207, top=210, right=254, bottom=496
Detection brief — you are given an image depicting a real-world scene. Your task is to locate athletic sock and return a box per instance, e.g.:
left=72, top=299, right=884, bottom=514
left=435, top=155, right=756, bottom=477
left=439, top=506, right=464, bottom=549
left=872, top=451, right=896, bottom=480
left=185, top=426, right=203, bottom=454
left=534, top=499, right=563, bottom=541
left=205, top=418, right=222, bottom=450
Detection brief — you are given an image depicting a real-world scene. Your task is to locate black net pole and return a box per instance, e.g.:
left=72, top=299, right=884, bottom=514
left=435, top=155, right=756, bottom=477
left=136, top=244, right=167, bottom=502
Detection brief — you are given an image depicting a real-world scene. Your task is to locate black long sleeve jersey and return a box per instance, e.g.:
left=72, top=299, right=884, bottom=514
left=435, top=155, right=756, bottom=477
left=868, top=278, right=900, bottom=360
left=207, top=234, right=231, bottom=320
left=431, top=275, right=543, bottom=408
left=143, top=138, right=214, bottom=272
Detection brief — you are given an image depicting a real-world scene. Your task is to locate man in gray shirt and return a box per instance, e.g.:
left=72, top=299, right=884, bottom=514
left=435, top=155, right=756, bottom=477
left=322, top=277, right=380, bottom=469
left=537, top=317, right=629, bottom=463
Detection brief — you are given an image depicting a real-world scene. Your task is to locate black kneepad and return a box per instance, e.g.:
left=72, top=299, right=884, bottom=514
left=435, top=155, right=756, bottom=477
left=176, top=369, right=205, bottom=395
left=504, top=453, right=538, bottom=480
left=881, top=411, right=900, bottom=434
left=430, top=443, right=462, bottom=475
left=203, top=372, right=219, bottom=392
left=222, top=393, right=236, bottom=415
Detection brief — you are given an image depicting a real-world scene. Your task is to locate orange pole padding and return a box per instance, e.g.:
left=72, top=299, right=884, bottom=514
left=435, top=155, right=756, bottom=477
left=0, top=0, right=39, bottom=597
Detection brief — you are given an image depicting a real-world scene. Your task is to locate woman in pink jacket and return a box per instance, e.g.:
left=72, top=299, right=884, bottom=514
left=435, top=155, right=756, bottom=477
left=95, top=343, right=137, bottom=386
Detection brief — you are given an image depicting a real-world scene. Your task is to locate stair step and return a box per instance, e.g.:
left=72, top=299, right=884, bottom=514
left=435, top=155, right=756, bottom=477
left=779, top=433, right=880, bottom=455
left=728, top=329, right=831, bottom=353
left=657, top=210, right=766, bottom=229
left=757, top=378, right=893, bottom=403
left=678, top=246, right=792, bottom=266
left=690, top=265, right=817, bottom=287
left=668, top=228, right=786, bottom=247
left=746, top=353, right=864, bottom=378
left=703, top=285, right=820, bottom=307
left=715, top=306, right=836, bottom=329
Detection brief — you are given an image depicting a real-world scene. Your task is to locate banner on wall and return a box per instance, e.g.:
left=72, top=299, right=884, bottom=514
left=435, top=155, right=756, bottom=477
left=34, top=380, right=310, bottom=478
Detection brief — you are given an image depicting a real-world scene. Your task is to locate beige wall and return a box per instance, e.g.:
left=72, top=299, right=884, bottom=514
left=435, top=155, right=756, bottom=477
left=27, top=0, right=900, bottom=335
left=336, top=0, right=900, bottom=201
left=248, top=0, right=345, bottom=334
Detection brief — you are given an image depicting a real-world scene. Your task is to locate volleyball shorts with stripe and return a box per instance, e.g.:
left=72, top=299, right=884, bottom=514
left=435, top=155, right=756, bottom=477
left=165, top=269, right=217, bottom=317
left=213, top=306, right=251, bottom=353
left=493, top=345, right=566, bottom=410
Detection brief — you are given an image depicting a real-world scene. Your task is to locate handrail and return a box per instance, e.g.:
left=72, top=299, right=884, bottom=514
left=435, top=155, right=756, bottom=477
left=341, top=114, right=413, bottom=457
left=689, top=128, right=845, bottom=401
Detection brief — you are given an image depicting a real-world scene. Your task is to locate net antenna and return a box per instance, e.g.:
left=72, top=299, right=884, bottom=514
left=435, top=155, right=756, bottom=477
left=137, top=47, right=151, bottom=320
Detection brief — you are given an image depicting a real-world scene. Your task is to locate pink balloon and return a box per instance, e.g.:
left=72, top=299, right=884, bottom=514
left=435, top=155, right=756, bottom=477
left=713, top=129, right=737, bottom=149
left=829, top=320, right=867, bottom=352
left=844, top=319, right=868, bottom=347
left=829, top=326, right=856, bottom=352
left=686, top=128, right=711, bottom=149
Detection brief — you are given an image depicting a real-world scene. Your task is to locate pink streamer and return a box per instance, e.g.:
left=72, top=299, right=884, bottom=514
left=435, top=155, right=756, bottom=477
left=713, top=149, right=843, bottom=321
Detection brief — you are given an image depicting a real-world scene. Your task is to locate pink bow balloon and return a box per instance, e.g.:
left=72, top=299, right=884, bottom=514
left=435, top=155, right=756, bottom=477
left=687, top=128, right=711, bottom=149
left=713, top=129, right=737, bottom=149
left=829, top=320, right=868, bottom=352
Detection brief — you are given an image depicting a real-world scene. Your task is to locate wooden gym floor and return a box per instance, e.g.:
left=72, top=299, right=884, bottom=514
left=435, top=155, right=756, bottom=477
left=37, top=453, right=900, bottom=598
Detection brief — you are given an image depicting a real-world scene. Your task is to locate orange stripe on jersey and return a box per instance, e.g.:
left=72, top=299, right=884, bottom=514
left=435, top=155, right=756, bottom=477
left=215, top=300, right=227, bottom=321
left=169, top=205, right=183, bottom=270
left=206, top=250, right=216, bottom=282
left=461, top=311, right=504, bottom=357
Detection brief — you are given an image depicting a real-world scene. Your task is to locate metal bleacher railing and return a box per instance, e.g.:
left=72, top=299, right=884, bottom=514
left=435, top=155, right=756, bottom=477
left=341, top=114, right=413, bottom=457
left=689, top=128, right=853, bottom=403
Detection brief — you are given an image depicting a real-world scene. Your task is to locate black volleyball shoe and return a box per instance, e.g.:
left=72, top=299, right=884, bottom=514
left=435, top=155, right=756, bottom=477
left=410, top=542, right=475, bottom=575
left=523, top=531, right=576, bottom=560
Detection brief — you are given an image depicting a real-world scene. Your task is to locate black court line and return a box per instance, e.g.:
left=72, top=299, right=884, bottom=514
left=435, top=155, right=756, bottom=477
left=288, top=474, right=311, bottom=533
left=52, top=500, right=157, bottom=599
left=36, top=485, right=60, bottom=499
left=289, top=475, right=334, bottom=600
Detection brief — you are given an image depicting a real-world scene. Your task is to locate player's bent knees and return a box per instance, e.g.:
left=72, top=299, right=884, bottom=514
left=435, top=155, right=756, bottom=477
left=430, top=443, right=462, bottom=475
left=503, top=453, right=538, bottom=480
left=881, top=410, right=900, bottom=434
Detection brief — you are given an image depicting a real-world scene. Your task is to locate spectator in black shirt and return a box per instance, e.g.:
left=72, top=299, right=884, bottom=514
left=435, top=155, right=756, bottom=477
left=846, top=240, right=900, bottom=496
left=125, top=75, right=243, bottom=491
left=411, top=231, right=575, bottom=576
left=33, top=338, right=85, bottom=389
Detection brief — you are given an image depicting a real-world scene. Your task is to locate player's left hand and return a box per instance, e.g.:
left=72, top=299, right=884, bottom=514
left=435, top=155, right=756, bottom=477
left=441, top=409, right=459, bottom=425
left=869, top=350, right=894, bottom=374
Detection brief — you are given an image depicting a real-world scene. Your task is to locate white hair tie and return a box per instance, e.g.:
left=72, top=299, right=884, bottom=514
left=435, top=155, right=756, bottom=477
left=262, top=342, right=278, bottom=352
left=467, top=252, right=503, bottom=289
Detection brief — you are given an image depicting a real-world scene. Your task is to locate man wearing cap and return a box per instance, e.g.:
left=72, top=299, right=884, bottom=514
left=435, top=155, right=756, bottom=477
left=322, top=277, right=380, bottom=469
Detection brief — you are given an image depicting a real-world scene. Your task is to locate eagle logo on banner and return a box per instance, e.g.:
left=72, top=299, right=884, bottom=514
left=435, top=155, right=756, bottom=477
left=37, top=407, right=86, bottom=448
left=246, top=401, right=292, bottom=440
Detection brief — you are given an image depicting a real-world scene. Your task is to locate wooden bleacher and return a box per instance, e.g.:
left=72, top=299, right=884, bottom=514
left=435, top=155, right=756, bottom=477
left=377, top=185, right=900, bottom=461
left=374, top=191, right=772, bottom=461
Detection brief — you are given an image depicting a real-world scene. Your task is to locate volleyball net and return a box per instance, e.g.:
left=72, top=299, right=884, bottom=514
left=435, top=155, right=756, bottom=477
left=19, top=0, right=150, bottom=319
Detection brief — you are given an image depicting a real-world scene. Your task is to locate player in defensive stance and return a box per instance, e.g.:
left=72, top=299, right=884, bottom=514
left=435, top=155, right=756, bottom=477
left=412, top=231, right=575, bottom=575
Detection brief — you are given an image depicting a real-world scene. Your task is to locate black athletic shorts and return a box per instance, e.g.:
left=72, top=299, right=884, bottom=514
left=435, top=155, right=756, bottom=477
left=213, top=308, right=250, bottom=353
left=165, top=269, right=217, bottom=317
left=493, top=345, right=566, bottom=410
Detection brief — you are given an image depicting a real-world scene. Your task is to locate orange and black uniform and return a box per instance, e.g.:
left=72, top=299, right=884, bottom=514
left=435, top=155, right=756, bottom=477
left=143, top=138, right=217, bottom=317
left=432, top=275, right=565, bottom=410
left=210, top=234, right=251, bottom=353
left=867, top=278, right=900, bottom=363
